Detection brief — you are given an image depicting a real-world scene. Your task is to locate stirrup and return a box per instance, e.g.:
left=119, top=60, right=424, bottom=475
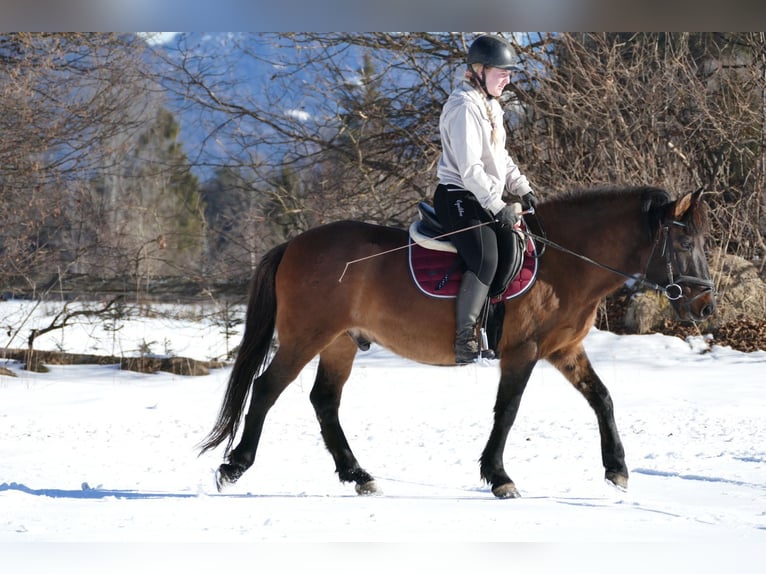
left=479, top=327, right=495, bottom=360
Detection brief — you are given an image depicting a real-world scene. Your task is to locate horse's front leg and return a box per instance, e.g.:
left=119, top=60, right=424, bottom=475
left=549, top=344, right=628, bottom=490
left=480, top=350, right=537, bottom=499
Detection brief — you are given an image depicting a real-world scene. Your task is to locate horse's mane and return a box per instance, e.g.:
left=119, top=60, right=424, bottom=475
left=543, top=185, right=707, bottom=237
left=546, top=185, right=670, bottom=208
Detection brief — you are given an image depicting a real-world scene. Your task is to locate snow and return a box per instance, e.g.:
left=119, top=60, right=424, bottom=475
left=1, top=299, right=764, bottom=571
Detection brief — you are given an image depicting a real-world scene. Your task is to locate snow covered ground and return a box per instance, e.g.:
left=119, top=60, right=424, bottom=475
left=1, top=299, right=764, bottom=571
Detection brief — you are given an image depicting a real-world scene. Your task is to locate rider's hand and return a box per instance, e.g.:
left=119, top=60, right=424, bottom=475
left=521, top=191, right=538, bottom=211
left=495, top=204, right=520, bottom=228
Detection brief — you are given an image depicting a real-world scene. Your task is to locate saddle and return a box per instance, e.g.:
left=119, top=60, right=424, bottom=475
left=408, top=202, right=538, bottom=302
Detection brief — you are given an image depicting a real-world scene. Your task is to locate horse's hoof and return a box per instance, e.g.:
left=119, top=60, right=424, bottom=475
left=355, top=480, right=380, bottom=496
left=492, top=482, right=520, bottom=499
left=605, top=471, right=629, bottom=491
left=215, top=463, right=243, bottom=492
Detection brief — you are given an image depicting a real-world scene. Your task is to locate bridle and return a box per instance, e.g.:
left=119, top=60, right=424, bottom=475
left=646, top=220, right=715, bottom=311
left=522, top=209, right=715, bottom=304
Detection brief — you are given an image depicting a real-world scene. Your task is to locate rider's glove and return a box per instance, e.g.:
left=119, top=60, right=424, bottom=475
left=495, top=204, right=520, bottom=228
left=520, top=191, right=538, bottom=211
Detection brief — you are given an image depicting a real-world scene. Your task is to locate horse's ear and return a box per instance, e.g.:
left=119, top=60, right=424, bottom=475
left=672, top=187, right=708, bottom=232
left=672, top=187, right=704, bottom=220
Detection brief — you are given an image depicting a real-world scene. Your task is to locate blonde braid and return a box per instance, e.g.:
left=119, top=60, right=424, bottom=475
left=467, top=64, right=501, bottom=151
left=484, top=99, right=501, bottom=150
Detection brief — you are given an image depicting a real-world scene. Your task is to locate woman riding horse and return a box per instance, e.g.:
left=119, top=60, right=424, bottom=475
left=434, top=34, right=539, bottom=364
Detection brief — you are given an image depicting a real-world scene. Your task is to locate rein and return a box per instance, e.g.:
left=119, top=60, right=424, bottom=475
left=521, top=225, right=667, bottom=294
left=523, top=209, right=714, bottom=302
left=339, top=204, right=714, bottom=305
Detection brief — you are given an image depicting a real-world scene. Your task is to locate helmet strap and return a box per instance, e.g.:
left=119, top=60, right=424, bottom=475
left=469, top=65, right=493, bottom=100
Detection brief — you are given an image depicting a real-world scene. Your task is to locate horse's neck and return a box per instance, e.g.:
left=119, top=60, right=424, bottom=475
left=550, top=199, right=650, bottom=282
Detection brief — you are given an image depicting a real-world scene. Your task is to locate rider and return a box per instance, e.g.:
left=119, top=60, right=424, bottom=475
left=434, top=34, right=539, bottom=364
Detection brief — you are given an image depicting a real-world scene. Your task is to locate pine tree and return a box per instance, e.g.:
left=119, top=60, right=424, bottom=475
left=88, top=107, right=205, bottom=280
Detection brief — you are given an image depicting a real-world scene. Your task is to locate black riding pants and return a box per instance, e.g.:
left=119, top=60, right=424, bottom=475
left=433, top=184, right=498, bottom=286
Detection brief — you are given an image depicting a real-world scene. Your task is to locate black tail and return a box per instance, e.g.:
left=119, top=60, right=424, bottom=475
left=198, top=241, right=289, bottom=456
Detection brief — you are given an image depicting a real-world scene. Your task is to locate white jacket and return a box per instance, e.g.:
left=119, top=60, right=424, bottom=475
left=436, top=81, right=532, bottom=215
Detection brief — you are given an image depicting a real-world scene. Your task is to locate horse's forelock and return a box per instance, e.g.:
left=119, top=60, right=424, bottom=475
left=641, top=187, right=672, bottom=238
left=640, top=187, right=710, bottom=236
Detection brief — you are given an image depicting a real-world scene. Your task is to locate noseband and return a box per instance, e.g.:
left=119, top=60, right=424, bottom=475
left=650, top=220, right=715, bottom=309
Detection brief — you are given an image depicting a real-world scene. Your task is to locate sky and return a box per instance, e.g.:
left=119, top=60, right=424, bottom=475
left=138, top=32, right=179, bottom=45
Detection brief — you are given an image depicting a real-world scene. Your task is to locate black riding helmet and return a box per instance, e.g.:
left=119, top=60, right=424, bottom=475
left=466, top=35, right=517, bottom=98
left=467, top=34, right=517, bottom=70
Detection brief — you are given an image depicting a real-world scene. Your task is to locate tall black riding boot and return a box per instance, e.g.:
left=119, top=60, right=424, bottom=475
left=454, top=270, right=490, bottom=364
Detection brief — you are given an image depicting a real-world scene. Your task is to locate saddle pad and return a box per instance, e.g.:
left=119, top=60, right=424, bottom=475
left=408, top=234, right=538, bottom=302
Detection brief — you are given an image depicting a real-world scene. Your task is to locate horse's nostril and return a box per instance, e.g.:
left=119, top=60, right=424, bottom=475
left=700, top=303, right=715, bottom=318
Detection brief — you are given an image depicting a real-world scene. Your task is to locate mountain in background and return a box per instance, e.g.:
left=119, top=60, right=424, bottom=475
left=148, top=32, right=364, bottom=183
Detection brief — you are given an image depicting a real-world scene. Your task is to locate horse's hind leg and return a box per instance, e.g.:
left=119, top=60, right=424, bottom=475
left=216, top=348, right=311, bottom=490
left=549, top=344, right=628, bottom=490
left=309, top=336, right=378, bottom=495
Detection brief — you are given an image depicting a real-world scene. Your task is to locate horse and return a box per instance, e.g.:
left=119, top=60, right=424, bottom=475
left=199, top=185, right=715, bottom=498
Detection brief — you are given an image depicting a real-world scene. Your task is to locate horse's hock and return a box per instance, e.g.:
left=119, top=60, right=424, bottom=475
left=620, top=250, right=766, bottom=349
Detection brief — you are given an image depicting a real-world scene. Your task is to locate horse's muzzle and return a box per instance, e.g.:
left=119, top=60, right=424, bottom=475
left=671, top=286, right=716, bottom=322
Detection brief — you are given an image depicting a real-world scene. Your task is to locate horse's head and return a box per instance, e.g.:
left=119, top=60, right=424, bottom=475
left=644, top=189, right=716, bottom=322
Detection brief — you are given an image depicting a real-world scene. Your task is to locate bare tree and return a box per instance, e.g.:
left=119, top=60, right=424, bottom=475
left=2, top=32, right=764, bottom=351
left=154, top=33, right=464, bottom=245
left=0, top=33, right=157, bottom=293
left=512, top=32, right=766, bottom=264
left=156, top=32, right=765, bottom=274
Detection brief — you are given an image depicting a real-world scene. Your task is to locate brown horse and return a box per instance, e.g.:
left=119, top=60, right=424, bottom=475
left=199, top=186, right=715, bottom=498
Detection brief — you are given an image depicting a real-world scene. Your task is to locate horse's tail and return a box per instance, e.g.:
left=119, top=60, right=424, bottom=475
left=198, top=241, right=289, bottom=456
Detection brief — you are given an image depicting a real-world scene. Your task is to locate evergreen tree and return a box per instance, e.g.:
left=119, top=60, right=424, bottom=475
left=88, top=107, right=205, bottom=280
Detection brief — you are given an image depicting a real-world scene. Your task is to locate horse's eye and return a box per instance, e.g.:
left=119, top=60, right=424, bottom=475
left=679, top=237, right=693, bottom=251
